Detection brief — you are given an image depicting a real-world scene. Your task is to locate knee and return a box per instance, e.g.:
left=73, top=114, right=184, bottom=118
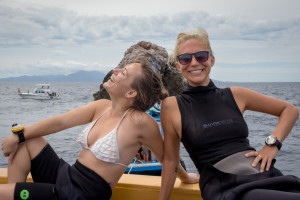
left=24, top=137, right=47, bottom=160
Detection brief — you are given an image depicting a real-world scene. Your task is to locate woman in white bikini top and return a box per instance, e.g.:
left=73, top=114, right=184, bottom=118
left=76, top=108, right=129, bottom=168
left=1, top=57, right=199, bottom=200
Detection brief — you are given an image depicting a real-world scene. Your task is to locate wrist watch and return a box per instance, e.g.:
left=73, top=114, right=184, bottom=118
left=265, top=135, right=282, bottom=150
left=11, top=124, right=25, bottom=143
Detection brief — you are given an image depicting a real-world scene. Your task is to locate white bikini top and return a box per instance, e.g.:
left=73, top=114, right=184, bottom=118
left=76, top=109, right=129, bottom=168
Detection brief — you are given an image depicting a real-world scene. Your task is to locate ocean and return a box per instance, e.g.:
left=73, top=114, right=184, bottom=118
left=0, top=82, right=300, bottom=178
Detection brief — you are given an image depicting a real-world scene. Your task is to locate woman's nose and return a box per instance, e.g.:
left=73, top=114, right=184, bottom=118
left=190, top=55, right=199, bottom=65
left=113, top=68, right=120, bottom=75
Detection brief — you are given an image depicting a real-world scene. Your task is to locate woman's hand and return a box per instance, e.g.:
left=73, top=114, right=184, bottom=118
left=245, top=146, right=278, bottom=173
left=178, top=172, right=199, bottom=184
left=1, top=134, right=19, bottom=164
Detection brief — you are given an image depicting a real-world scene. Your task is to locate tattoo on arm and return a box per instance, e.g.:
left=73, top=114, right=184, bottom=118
left=174, top=167, right=178, bottom=173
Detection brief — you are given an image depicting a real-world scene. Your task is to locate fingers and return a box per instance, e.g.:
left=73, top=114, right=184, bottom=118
left=251, top=152, right=273, bottom=173
left=258, top=155, right=266, bottom=172
left=265, top=158, right=273, bottom=172
left=191, top=173, right=200, bottom=183
left=8, top=152, right=15, bottom=165
left=1, top=144, right=8, bottom=157
left=245, top=151, right=257, bottom=157
left=251, top=153, right=262, bottom=168
left=246, top=151, right=264, bottom=170
left=2, top=143, right=10, bottom=157
left=183, top=173, right=199, bottom=184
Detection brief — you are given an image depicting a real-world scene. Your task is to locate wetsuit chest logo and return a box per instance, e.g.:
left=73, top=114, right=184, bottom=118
left=202, top=118, right=234, bottom=129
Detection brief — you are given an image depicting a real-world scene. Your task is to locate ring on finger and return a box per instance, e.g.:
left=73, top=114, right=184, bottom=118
left=257, top=154, right=262, bottom=159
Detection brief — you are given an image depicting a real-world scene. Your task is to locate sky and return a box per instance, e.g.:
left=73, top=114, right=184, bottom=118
left=0, top=0, right=300, bottom=82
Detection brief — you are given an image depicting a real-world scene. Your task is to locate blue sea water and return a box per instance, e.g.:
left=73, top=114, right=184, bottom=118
left=0, top=82, right=300, bottom=178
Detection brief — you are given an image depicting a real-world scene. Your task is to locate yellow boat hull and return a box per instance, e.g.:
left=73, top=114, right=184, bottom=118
left=0, top=168, right=202, bottom=199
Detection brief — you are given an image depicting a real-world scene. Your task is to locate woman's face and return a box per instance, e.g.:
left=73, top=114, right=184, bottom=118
left=104, top=63, right=142, bottom=98
left=176, top=39, right=215, bottom=87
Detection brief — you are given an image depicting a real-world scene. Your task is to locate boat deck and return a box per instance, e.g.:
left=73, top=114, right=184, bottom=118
left=0, top=168, right=202, bottom=200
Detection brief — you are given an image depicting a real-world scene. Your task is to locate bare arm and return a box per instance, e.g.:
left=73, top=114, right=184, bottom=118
left=1, top=99, right=111, bottom=162
left=138, top=114, right=164, bottom=164
left=159, top=97, right=183, bottom=200
left=231, top=87, right=299, bottom=172
left=138, top=108, right=199, bottom=196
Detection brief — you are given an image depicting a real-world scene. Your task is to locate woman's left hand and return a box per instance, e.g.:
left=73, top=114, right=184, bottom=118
left=179, top=172, right=199, bottom=184
left=245, top=146, right=279, bottom=173
left=1, top=134, right=19, bottom=164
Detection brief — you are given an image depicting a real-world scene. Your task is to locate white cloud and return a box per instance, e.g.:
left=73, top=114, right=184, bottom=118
left=0, top=0, right=300, bottom=81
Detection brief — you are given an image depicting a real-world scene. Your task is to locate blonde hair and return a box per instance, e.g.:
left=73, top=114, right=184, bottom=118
left=168, top=27, right=214, bottom=65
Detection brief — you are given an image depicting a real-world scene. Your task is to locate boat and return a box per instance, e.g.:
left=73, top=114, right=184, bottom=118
left=125, top=154, right=162, bottom=176
left=0, top=168, right=203, bottom=200
left=18, top=83, right=60, bottom=100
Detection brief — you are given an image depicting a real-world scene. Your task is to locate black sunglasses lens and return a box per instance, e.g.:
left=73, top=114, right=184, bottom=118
left=178, top=54, right=192, bottom=65
left=195, top=51, right=209, bottom=62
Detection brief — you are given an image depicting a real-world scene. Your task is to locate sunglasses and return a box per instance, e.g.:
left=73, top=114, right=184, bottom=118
left=177, top=51, right=209, bottom=65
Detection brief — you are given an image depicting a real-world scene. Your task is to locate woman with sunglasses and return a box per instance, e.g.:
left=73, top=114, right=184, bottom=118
left=0, top=57, right=197, bottom=200
left=159, top=28, right=300, bottom=200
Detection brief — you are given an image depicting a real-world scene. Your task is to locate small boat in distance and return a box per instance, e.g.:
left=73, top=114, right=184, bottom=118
left=18, top=83, right=60, bottom=100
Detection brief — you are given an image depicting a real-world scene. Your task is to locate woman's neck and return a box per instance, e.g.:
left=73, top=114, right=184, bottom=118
left=110, top=98, right=131, bottom=115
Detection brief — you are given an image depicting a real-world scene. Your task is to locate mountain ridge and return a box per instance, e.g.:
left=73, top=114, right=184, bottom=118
left=0, top=70, right=105, bottom=82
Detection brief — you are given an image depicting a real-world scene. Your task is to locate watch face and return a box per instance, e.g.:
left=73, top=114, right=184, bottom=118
left=266, top=136, right=276, bottom=145
left=13, top=124, right=23, bottom=129
left=11, top=124, right=24, bottom=133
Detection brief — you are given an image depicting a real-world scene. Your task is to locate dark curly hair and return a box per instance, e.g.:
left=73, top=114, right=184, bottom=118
left=128, top=57, right=168, bottom=112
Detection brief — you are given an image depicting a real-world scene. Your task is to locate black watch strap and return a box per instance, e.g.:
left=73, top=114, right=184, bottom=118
left=16, top=133, right=25, bottom=143
left=275, top=139, right=282, bottom=150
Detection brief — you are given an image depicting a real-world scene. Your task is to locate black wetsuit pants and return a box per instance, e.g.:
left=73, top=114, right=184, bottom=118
left=200, top=165, right=300, bottom=200
left=14, top=144, right=112, bottom=200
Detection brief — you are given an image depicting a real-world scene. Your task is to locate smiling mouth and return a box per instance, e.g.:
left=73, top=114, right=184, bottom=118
left=190, top=69, right=203, bottom=74
left=109, top=76, right=115, bottom=82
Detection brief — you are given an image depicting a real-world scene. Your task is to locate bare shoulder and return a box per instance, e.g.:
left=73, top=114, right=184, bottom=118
left=121, top=110, right=160, bottom=143
left=230, top=87, right=260, bottom=112
left=161, top=96, right=182, bottom=138
left=161, top=96, right=178, bottom=111
left=230, top=86, right=258, bottom=102
left=93, top=99, right=112, bottom=117
left=230, top=86, right=251, bottom=95
left=230, top=86, right=268, bottom=101
left=230, top=86, right=292, bottom=115
left=127, top=110, right=157, bottom=128
left=94, top=99, right=112, bottom=106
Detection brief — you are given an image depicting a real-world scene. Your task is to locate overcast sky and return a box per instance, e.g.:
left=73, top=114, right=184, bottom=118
left=1, top=0, right=300, bottom=82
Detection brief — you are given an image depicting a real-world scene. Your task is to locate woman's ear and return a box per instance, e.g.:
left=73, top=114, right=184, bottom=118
left=125, top=90, right=137, bottom=98
left=210, top=56, right=215, bottom=68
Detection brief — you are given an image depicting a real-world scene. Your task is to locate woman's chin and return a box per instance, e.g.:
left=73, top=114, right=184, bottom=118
left=103, top=81, right=113, bottom=89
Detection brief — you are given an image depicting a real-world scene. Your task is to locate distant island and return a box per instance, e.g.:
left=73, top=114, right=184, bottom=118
left=0, top=70, right=105, bottom=83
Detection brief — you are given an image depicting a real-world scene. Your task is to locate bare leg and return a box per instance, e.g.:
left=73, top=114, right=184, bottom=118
left=7, top=137, right=47, bottom=183
left=0, top=183, right=16, bottom=200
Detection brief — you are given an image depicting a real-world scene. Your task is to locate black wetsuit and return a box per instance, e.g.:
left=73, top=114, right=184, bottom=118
left=176, top=81, right=300, bottom=200
left=14, top=144, right=112, bottom=200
